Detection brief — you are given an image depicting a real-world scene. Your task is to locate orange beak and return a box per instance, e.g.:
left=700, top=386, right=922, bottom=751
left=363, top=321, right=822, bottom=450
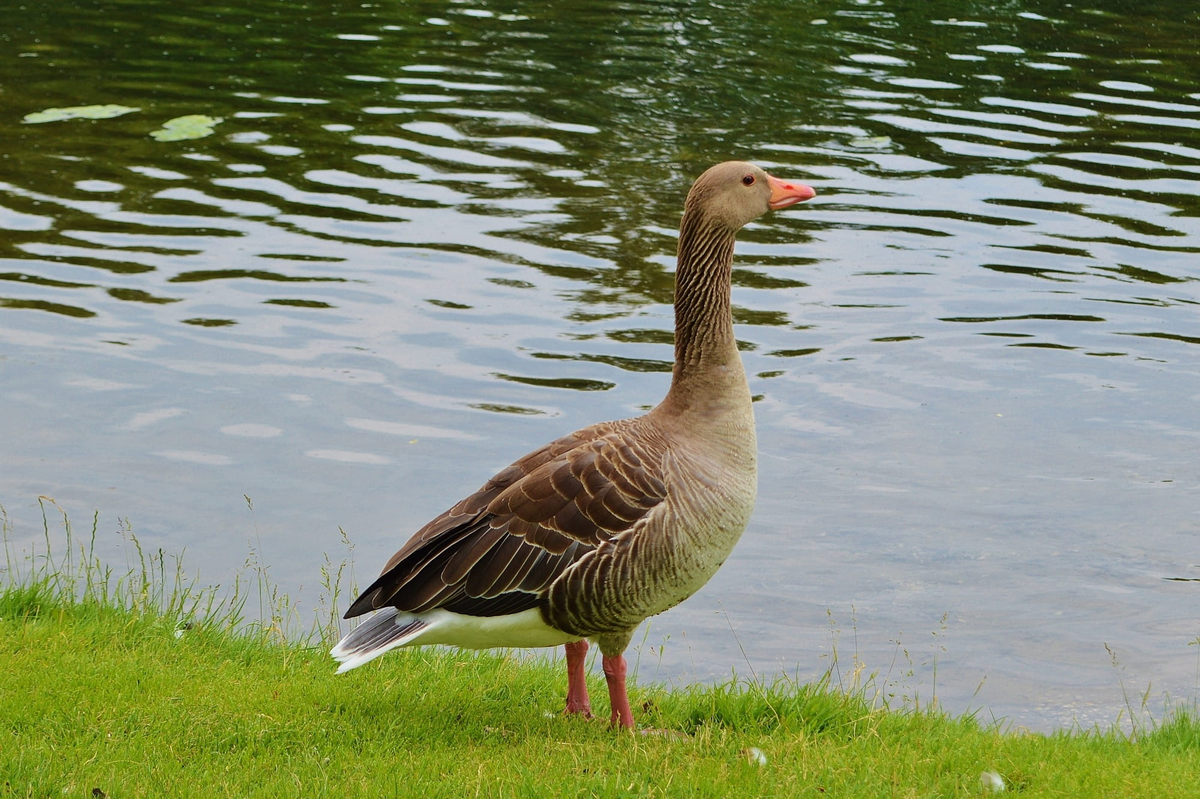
left=767, top=174, right=816, bottom=209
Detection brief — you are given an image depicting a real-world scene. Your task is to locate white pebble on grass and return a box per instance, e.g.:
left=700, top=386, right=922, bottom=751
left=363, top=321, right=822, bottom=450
left=743, top=747, right=768, bottom=766
left=980, top=771, right=1006, bottom=792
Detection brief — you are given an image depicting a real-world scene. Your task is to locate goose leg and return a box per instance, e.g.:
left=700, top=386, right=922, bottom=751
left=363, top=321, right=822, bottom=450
left=602, top=652, right=634, bottom=729
left=563, top=640, right=593, bottom=717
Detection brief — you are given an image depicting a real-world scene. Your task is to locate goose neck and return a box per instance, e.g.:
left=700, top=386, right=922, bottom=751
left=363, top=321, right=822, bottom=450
left=662, top=214, right=745, bottom=413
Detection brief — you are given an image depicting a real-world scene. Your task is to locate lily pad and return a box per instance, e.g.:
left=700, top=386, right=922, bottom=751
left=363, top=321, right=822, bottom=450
left=150, top=115, right=223, bottom=142
left=23, top=104, right=140, bottom=124
left=849, top=135, right=893, bottom=149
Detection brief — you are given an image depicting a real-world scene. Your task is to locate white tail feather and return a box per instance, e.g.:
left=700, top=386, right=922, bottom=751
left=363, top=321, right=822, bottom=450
left=330, top=608, right=429, bottom=673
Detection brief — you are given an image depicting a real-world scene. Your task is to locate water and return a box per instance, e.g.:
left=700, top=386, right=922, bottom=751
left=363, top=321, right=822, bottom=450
left=2, top=0, right=1198, bottom=730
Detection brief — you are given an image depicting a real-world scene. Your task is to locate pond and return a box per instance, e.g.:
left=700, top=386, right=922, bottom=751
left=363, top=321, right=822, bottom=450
left=1, top=0, right=1198, bottom=731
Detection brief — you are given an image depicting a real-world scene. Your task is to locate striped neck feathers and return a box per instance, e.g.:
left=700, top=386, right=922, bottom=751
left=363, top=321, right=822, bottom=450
left=662, top=208, right=745, bottom=413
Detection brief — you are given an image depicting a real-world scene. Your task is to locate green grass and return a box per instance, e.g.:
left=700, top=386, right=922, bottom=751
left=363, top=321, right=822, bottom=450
left=3, top=500, right=1199, bottom=797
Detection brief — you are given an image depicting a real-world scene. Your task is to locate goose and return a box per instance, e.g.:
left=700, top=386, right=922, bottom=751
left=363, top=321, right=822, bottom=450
left=331, top=161, right=815, bottom=729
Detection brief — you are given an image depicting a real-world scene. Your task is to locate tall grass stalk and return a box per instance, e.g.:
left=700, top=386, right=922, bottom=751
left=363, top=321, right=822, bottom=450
left=0, top=496, right=352, bottom=648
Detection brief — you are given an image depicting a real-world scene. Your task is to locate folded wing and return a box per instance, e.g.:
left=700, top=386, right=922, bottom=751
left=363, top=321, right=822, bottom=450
left=343, top=420, right=669, bottom=621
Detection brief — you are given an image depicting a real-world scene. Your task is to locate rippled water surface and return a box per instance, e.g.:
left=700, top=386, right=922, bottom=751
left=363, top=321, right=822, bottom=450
left=2, top=0, right=1198, bottom=729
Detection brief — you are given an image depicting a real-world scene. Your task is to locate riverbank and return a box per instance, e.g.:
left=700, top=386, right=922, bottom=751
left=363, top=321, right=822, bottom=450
left=3, top=505, right=1198, bottom=797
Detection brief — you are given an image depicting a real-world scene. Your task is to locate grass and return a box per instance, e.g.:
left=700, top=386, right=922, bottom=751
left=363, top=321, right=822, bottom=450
left=3, top=499, right=1199, bottom=798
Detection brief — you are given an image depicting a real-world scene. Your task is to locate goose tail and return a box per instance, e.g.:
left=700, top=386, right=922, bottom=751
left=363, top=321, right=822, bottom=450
left=330, top=607, right=429, bottom=673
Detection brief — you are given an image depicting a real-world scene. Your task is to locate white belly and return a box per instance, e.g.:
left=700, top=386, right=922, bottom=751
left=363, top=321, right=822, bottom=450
left=413, top=607, right=578, bottom=649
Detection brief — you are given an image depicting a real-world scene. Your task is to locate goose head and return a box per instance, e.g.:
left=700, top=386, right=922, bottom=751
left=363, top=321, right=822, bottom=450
left=683, top=161, right=816, bottom=231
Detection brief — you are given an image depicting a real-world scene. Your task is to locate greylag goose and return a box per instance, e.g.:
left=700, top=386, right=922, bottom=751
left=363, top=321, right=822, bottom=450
left=332, top=161, right=815, bottom=729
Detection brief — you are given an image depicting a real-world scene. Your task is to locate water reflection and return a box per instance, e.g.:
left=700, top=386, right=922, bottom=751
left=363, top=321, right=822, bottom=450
left=1, top=0, right=1198, bottom=730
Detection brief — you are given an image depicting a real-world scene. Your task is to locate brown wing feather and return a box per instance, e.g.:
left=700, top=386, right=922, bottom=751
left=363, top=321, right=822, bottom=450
left=343, top=419, right=669, bottom=621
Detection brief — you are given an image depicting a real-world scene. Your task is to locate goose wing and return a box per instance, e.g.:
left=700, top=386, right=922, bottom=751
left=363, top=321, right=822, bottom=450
left=343, top=420, right=668, bottom=620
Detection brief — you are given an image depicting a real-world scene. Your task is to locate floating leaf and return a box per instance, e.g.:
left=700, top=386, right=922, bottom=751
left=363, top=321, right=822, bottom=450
left=849, top=135, right=893, bottom=149
left=23, top=104, right=139, bottom=124
left=150, top=115, right=223, bottom=142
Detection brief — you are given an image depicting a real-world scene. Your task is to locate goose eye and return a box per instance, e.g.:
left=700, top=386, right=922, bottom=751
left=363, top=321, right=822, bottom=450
left=741, top=174, right=755, bottom=186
